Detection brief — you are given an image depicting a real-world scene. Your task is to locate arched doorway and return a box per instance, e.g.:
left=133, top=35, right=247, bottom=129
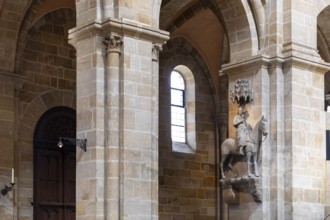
left=33, top=107, right=76, bottom=220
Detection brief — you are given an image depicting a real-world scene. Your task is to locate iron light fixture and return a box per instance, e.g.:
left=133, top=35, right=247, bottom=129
left=1, top=168, right=15, bottom=196
left=57, top=137, right=87, bottom=152
left=1, top=183, right=15, bottom=196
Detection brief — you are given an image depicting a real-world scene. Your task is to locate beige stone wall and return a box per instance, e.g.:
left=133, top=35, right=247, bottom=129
left=1, top=0, right=330, bottom=219
left=282, top=62, right=327, bottom=219
left=75, top=0, right=161, bottom=28
left=0, top=75, right=15, bottom=220
left=12, top=9, right=76, bottom=220
left=158, top=38, right=218, bottom=219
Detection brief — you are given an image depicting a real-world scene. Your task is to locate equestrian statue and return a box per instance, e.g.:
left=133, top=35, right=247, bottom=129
left=220, top=110, right=268, bottom=179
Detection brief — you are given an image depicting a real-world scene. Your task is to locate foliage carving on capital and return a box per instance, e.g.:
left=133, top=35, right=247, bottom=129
left=104, top=35, right=122, bottom=53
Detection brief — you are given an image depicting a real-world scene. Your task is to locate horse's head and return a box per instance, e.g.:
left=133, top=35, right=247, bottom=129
left=247, top=115, right=268, bottom=144
left=259, top=115, right=268, bottom=137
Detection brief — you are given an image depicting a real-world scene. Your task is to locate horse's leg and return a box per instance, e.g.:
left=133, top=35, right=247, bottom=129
left=253, top=153, right=259, bottom=177
left=220, top=154, right=227, bottom=179
left=246, top=151, right=252, bottom=177
left=227, top=156, right=237, bottom=177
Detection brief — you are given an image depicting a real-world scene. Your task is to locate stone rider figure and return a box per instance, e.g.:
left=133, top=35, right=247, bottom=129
left=233, top=106, right=251, bottom=155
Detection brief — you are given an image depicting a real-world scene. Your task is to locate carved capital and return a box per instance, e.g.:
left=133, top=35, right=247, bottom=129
left=104, top=35, right=122, bottom=54
left=152, top=44, right=162, bottom=62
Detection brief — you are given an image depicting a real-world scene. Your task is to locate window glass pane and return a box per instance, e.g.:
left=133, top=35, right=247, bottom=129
left=171, top=71, right=185, bottom=90
left=171, top=125, right=186, bottom=142
left=171, top=106, right=185, bottom=126
left=171, top=89, right=183, bottom=106
left=171, top=70, right=186, bottom=143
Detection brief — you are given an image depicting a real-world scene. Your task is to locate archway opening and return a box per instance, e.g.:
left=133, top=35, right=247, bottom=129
left=33, top=106, right=76, bottom=220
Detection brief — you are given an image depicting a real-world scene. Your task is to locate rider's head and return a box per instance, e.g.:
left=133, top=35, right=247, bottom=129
left=238, top=107, right=244, bottom=115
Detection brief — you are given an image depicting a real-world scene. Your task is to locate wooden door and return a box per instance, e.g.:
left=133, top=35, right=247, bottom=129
left=33, top=107, right=76, bottom=220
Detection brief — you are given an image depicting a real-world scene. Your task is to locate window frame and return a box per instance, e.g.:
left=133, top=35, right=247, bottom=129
left=170, top=71, right=186, bottom=143
left=170, top=66, right=196, bottom=153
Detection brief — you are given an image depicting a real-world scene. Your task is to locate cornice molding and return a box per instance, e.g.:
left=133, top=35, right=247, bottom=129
left=220, top=54, right=330, bottom=76
left=220, top=55, right=271, bottom=76
left=69, top=18, right=169, bottom=47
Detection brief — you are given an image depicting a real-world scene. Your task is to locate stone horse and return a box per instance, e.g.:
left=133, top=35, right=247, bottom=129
left=220, top=116, right=268, bottom=179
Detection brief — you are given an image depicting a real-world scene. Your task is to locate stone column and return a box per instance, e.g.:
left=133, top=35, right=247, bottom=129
left=69, top=18, right=168, bottom=219
left=151, top=44, right=162, bottom=219
left=104, top=34, right=122, bottom=219
left=214, top=113, right=228, bottom=220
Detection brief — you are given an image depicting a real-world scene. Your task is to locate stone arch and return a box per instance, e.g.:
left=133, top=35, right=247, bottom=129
left=325, top=71, right=330, bottom=110
left=16, top=89, right=75, bottom=219
left=160, top=2, right=230, bottom=64
left=248, top=0, right=267, bottom=49
left=160, top=0, right=259, bottom=62
left=114, top=0, right=162, bottom=27
left=317, top=3, right=330, bottom=62
left=160, top=36, right=218, bottom=112
left=19, top=90, right=75, bottom=140
left=317, top=0, right=330, bottom=15
left=318, top=26, right=330, bottom=62
left=0, top=0, right=37, bottom=72
left=75, top=0, right=162, bottom=28
left=204, top=0, right=259, bottom=61
left=15, top=8, right=76, bottom=72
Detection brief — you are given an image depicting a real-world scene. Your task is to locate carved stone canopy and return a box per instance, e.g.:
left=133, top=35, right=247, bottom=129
left=229, top=79, right=253, bottom=106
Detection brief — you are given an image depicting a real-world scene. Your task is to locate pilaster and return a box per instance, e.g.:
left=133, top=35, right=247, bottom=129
left=281, top=55, right=330, bottom=219
left=69, top=19, right=168, bottom=220
left=221, top=53, right=330, bottom=219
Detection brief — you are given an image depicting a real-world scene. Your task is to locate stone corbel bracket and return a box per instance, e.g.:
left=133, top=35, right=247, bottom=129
left=229, top=79, right=253, bottom=106
left=220, top=176, right=262, bottom=203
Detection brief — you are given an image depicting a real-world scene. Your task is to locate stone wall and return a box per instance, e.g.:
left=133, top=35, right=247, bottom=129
left=12, top=9, right=76, bottom=220
left=159, top=38, right=218, bottom=219
left=0, top=75, right=15, bottom=220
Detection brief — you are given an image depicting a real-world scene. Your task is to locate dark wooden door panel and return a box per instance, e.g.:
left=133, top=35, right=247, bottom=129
left=36, top=149, right=63, bottom=204
left=63, top=151, right=76, bottom=204
left=33, top=107, right=76, bottom=220
left=35, top=148, right=76, bottom=220
left=64, top=208, right=75, bottom=220
left=35, top=207, right=63, bottom=220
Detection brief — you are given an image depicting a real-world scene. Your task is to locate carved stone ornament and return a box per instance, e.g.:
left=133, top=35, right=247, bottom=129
left=152, top=43, right=162, bottom=62
left=104, top=35, right=122, bottom=53
left=229, top=79, right=253, bottom=105
left=220, top=176, right=262, bottom=203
